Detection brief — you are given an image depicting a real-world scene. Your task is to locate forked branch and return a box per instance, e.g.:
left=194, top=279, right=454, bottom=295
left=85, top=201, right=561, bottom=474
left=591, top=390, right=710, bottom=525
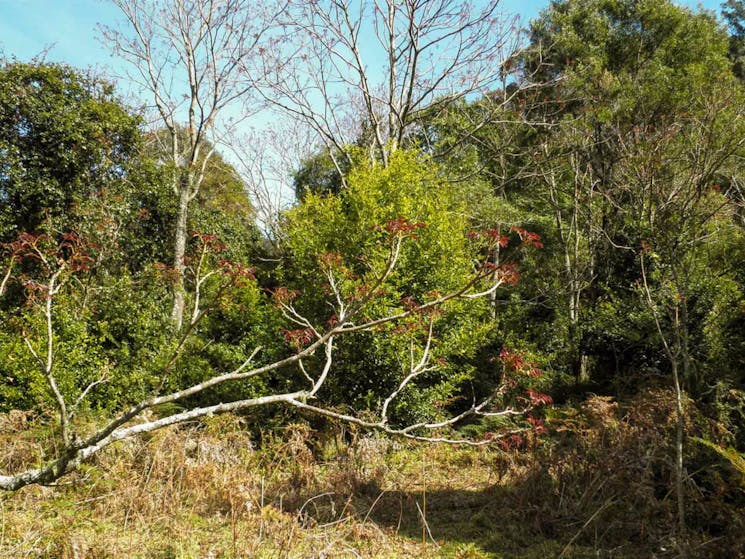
left=0, top=228, right=543, bottom=491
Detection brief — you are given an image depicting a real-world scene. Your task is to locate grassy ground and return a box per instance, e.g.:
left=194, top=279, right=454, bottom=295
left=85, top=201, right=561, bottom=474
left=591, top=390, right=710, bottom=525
left=1, top=399, right=743, bottom=558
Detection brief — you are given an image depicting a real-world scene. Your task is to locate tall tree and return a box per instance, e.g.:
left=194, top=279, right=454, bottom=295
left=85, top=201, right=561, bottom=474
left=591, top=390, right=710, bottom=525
left=507, top=0, right=745, bottom=540
left=101, top=0, right=279, bottom=329
left=617, top=90, right=745, bottom=538
left=0, top=62, right=142, bottom=240
left=493, top=0, right=737, bottom=382
left=255, top=0, right=528, bottom=175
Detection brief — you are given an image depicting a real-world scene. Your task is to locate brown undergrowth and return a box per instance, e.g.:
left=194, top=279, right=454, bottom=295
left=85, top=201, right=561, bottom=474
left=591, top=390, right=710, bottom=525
left=0, top=391, right=743, bottom=558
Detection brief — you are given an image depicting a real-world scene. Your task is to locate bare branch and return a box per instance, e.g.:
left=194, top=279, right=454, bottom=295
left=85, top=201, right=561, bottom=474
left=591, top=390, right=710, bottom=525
left=0, top=233, right=537, bottom=491
left=102, top=0, right=280, bottom=328
left=252, top=0, right=526, bottom=168
left=0, top=255, right=14, bottom=297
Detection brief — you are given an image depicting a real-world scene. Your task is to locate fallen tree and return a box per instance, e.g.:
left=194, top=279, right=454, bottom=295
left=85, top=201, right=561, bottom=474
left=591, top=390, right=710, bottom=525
left=0, top=216, right=549, bottom=492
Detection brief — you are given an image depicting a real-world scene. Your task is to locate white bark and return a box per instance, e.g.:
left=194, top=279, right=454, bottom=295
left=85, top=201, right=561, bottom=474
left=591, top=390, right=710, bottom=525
left=253, top=0, right=526, bottom=167
left=102, top=0, right=280, bottom=328
left=0, top=243, right=535, bottom=492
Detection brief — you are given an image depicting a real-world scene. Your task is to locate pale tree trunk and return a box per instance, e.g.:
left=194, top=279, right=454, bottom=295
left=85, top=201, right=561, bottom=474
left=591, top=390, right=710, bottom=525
left=545, top=156, right=590, bottom=383
left=671, top=357, right=686, bottom=541
left=672, top=300, right=688, bottom=543
left=104, top=0, right=274, bottom=329
left=171, top=182, right=191, bottom=330
left=641, top=257, right=687, bottom=547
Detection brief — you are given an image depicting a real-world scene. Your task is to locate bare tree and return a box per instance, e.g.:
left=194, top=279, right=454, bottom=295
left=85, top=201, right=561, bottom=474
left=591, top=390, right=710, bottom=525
left=229, top=121, right=318, bottom=241
left=254, top=0, right=526, bottom=175
left=0, top=224, right=547, bottom=492
left=531, top=127, right=605, bottom=383
left=608, top=89, right=745, bottom=539
left=100, top=0, right=282, bottom=330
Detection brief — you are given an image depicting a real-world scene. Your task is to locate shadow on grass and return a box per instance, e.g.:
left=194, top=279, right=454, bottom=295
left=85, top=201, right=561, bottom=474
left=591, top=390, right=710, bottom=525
left=346, top=482, right=624, bottom=559
left=293, top=469, right=742, bottom=559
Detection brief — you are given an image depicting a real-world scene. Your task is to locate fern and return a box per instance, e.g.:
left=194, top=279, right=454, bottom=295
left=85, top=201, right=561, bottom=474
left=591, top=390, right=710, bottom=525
left=693, top=437, right=745, bottom=486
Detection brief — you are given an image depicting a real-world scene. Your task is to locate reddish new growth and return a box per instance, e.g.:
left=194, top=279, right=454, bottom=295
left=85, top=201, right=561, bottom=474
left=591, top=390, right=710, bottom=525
left=497, top=262, right=520, bottom=286
left=497, top=433, right=525, bottom=451
left=1, top=232, right=98, bottom=303
left=469, top=227, right=543, bottom=249
left=524, top=388, right=553, bottom=406
left=21, top=278, right=48, bottom=296
left=191, top=231, right=226, bottom=253
left=3, top=232, right=95, bottom=275
left=218, top=260, right=256, bottom=282
left=281, top=328, right=314, bottom=350
left=272, top=286, right=300, bottom=305
left=392, top=321, right=423, bottom=335
left=498, top=347, right=542, bottom=378
left=497, top=346, right=552, bottom=420
left=58, top=233, right=96, bottom=273
left=527, top=415, right=547, bottom=435
left=400, top=295, right=420, bottom=312
left=482, top=261, right=520, bottom=286
left=376, top=217, right=426, bottom=237
left=190, top=232, right=255, bottom=281
left=152, top=262, right=180, bottom=283
left=510, top=227, right=543, bottom=248
left=353, top=283, right=371, bottom=299
left=341, top=282, right=389, bottom=304
left=485, top=229, right=511, bottom=248
left=2, top=232, right=48, bottom=261
left=319, top=251, right=344, bottom=270
left=423, top=289, right=443, bottom=300
left=467, top=229, right=510, bottom=248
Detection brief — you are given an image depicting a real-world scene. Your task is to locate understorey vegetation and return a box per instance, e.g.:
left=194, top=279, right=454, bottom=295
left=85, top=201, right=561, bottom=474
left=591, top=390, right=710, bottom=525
left=1, top=0, right=745, bottom=556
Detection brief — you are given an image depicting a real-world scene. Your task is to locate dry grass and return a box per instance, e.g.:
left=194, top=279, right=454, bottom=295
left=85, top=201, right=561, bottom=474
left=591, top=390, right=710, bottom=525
left=0, top=413, right=555, bottom=558
left=1, top=394, right=743, bottom=558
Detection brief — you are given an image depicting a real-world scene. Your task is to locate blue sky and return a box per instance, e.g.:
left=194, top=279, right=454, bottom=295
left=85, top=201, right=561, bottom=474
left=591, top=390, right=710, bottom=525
left=0, top=0, right=727, bottom=211
left=0, top=1, right=122, bottom=68
left=0, top=0, right=728, bottom=76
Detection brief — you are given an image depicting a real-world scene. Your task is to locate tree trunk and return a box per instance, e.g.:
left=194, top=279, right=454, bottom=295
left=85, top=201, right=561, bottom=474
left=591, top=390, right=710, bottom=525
left=171, top=184, right=190, bottom=330
left=671, top=358, right=687, bottom=546
left=672, top=303, right=688, bottom=546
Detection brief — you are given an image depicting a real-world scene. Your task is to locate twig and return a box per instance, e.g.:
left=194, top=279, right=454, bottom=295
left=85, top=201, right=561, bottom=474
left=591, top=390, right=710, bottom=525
left=558, top=498, right=616, bottom=558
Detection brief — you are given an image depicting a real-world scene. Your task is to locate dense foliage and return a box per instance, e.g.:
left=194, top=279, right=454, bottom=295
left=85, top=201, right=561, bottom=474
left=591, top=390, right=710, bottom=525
left=1, top=0, right=745, bottom=554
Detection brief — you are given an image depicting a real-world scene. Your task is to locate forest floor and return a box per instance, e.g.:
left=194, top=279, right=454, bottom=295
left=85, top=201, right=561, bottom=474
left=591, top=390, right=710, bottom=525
left=0, top=402, right=740, bottom=558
